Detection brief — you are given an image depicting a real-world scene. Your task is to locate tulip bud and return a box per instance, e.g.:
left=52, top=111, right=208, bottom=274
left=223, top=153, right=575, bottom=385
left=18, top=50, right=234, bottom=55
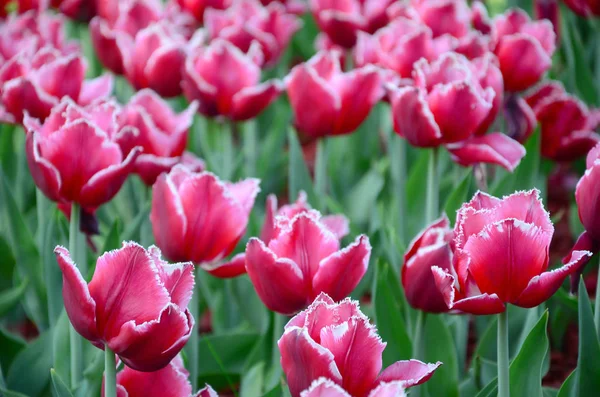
left=562, top=0, right=600, bottom=18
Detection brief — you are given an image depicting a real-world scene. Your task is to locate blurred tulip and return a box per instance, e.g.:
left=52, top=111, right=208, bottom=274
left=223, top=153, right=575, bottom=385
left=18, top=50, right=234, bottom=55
left=195, top=385, right=219, bottom=397
left=526, top=81, right=600, bottom=161
left=388, top=0, right=472, bottom=39
left=562, top=0, right=600, bottom=17
left=471, top=1, right=492, bottom=34
left=204, top=0, right=302, bottom=67
left=55, top=242, right=195, bottom=372
left=246, top=210, right=370, bottom=314
left=183, top=39, right=283, bottom=120
left=574, top=143, right=600, bottom=244
left=24, top=99, right=140, bottom=209
left=260, top=0, right=305, bottom=14
left=286, top=50, right=382, bottom=139
left=151, top=165, right=260, bottom=277
left=0, top=0, right=49, bottom=17
left=402, top=215, right=453, bottom=313
left=279, top=293, right=440, bottom=397
left=433, top=190, right=591, bottom=314
left=534, top=0, right=560, bottom=41
left=492, top=8, right=555, bottom=92
left=176, top=0, right=231, bottom=21
left=55, top=0, right=98, bottom=21
left=309, top=0, right=395, bottom=48
left=116, top=89, right=204, bottom=185
left=301, top=377, right=408, bottom=397
left=503, top=94, right=536, bottom=143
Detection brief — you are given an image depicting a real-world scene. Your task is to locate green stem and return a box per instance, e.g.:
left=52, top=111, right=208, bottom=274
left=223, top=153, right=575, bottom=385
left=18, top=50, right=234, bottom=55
left=186, top=267, right=200, bottom=391
left=390, top=136, right=406, bottom=244
left=497, top=310, right=510, bottom=397
left=37, top=190, right=58, bottom=327
left=104, top=346, right=117, bottom=397
left=69, top=203, right=85, bottom=389
left=222, top=121, right=234, bottom=180
left=413, top=311, right=426, bottom=359
left=595, top=257, right=600, bottom=332
left=314, top=139, right=327, bottom=199
left=243, top=120, right=257, bottom=177
left=425, top=148, right=439, bottom=224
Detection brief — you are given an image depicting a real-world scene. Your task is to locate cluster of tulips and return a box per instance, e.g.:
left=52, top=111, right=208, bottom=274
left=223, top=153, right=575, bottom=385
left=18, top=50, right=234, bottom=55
left=1, top=0, right=600, bottom=396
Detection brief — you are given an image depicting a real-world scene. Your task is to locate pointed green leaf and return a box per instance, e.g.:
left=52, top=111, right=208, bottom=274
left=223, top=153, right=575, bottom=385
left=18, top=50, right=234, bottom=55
left=423, top=315, right=459, bottom=397
left=576, top=278, right=600, bottom=395
left=50, top=369, right=73, bottom=397
left=0, top=278, right=28, bottom=316
left=287, top=128, right=319, bottom=207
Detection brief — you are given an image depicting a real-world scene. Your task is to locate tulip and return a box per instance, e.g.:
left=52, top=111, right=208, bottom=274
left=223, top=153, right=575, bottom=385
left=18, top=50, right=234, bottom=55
left=246, top=210, right=370, bottom=314
left=55, top=242, right=195, bottom=372
left=183, top=38, right=283, bottom=121
left=56, top=0, right=98, bottom=21
left=279, top=293, right=441, bottom=397
left=534, top=0, right=560, bottom=41
left=24, top=99, right=140, bottom=209
left=195, top=385, right=219, bottom=397
left=492, top=8, right=555, bottom=92
left=301, top=378, right=407, bottom=397
left=309, top=0, right=395, bottom=48
left=260, top=0, right=305, bottom=14
left=525, top=82, right=600, bottom=161
left=432, top=190, right=592, bottom=315
left=470, top=1, right=492, bottom=35
left=176, top=0, right=231, bottom=21
left=402, top=215, right=453, bottom=313
left=116, top=89, right=204, bottom=185
left=388, top=0, right=472, bottom=39
left=151, top=165, right=260, bottom=277
left=503, top=94, right=536, bottom=143
left=204, top=0, right=302, bottom=67
left=562, top=0, right=600, bottom=17
left=0, top=0, right=49, bottom=16
left=286, top=50, right=382, bottom=139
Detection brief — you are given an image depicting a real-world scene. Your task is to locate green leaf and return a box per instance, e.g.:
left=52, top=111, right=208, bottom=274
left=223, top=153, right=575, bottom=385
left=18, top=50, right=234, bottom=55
left=557, top=370, right=577, bottom=397
left=372, top=262, right=412, bottom=365
left=423, top=315, right=459, bottom=397
left=405, top=150, right=429, bottom=238
left=6, top=331, right=52, bottom=396
left=0, top=328, right=26, bottom=372
left=0, top=387, right=30, bottom=397
left=102, top=219, right=122, bottom=253
left=198, top=332, right=261, bottom=376
left=287, top=128, right=319, bottom=207
left=492, top=130, right=540, bottom=196
left=240, top=362, right=265, bottom=397
left=121, top=201, right=150, bottom=243
left=575, top=278, right=600, bottom=395
left=0, top=277, right=28, bottom=316
left=230, top=277, right=269, bottom=333
left=50, top=369, right=73, bottom=397
left=444, top=171, right=472, bottom=220
left=52, top=311, right=71, bottom=384
left=344, top=166, right=385, bottom=225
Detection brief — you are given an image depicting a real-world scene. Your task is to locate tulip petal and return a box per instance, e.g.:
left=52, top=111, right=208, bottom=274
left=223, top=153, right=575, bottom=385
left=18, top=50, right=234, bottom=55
left=35, top=54, right=85, bottom=102
left=292, top=296, right=362, bottom=342
left=115, top=358, right=193, bottom=397
left=231, top=80, right=283, bottom=121
left=79, top=74, right=114, bottom=106
left=25, top=131, right=62, bottom=202
left=377, top=360, right=442, bottom=388
left=90, top=17, right=125, bottom=74
left=496, top=34, right=552, bottom=92
left=202, top=252, right=248, bottom=278
left=145, top=44, right=186, bottom=97
left=194, top=385, right=219, bottom=397
left=389, top=86, right=442, bottom=147
left=514, top=250, right=591, bottom=308
left=300, top=378, right=352, bottom=397
left=226, top=177, right=261, bottom=216
left=278, top=326, right=343, bottom=397
left=2, top=77, right=58, bottom=122
left=320, top=215, right=349, bottom=240
left=446, top=133, right=526, bottom=171
left=54, top=246, right=101, bottom=345
left=313, top=235, right=371, bottom=301
left=135, top=154, right=181, bottom=186
left=148, top=246, right=195, bottom=309
left=367, top=381, right=407, bottom=397
left=245, top=238, right=307, bottom=314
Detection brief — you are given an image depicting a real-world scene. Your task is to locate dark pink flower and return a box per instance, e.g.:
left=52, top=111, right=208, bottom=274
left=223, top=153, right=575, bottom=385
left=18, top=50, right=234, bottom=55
left=286, top=50, right=382, bottom=139
left=176, top=0, right=231, bottom=21
left=204, top=0, right=302, bottom=67
left=24, top=99, right=140, bottom=209
left=470, top=1, right=492, bottom=35
left=309, top=0, right=395, bottom=48
left=279, top=293, right=441, bottom=397
left=534, top=0, right=560, bottom=41
left=526, top=81, right=600, bottom=161
left=246, top=210, right=370, bottom=314
left=492, top=8, right=555, bottom=92
left=0, top=0, right=49, bottom=17
left=503, top=94, right=537, bottom=143
left=405, top=0, right=472, bottom=39
left=562, top=0, right=600, bottom=17
left=55, top=242, right=195, bottom=372
left=183, top=38, right=283, bottom=120
left=260, top=0, right=305, bottom=14
left=301, top=378, right=408, bottom=397
left=402, top=216, right=453, bottom=313
left=433, top=190, right=592, bottom=315
left=151, top=165, right=260, bottom=277
left=56, top=0, right=99, bottom=22
left=116, top=89, right=203, bottom=185
left=194, top=385, right=219, bottom=397
left=574, top=143, right=600, bottom=244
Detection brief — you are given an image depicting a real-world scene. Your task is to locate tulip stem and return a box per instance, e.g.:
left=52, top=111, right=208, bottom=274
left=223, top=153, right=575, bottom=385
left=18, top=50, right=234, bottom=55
left=243, top=120, right=257, bottom=177
left=595, top=257, right=600, bottom=332
left=104, top=346, right=117, bottom=397
left=69, top=203, right=85, bottom=389
left=390, top=135, right=406, bottom=244
left=497, top=310, right=510, bottom=397
left=413, top=311, right=426, bottom=359
left=425, top=148, right=439, bottom=224
left=187, top=268, right=200, bottom=391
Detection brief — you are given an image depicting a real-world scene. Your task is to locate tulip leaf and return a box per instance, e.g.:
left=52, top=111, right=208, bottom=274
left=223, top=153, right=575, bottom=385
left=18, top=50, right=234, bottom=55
left=0, top=278, right=28, bottom=317
left=405, top=150, right=430, bottom=238
left=0, top=387, right=30, bottom=397
left=6, top=331, right=52, bottom=396
left=557, top=370, right=577, bottom=397
left=575, top=278, right=600, bottom=396
left=240, top=362, right=265, bottom=397
left=344, top=166, right=385, bottom=225
left=0, top=328, right=26, bottom=372
left=423, top=315, right=459, bottom=397
left=50, top=369, right=73, bottom=397
left=198, top=332, right=261, bottom=377
left=372, top=261, right=412, bottom=365
left=287, top=128, right=319, bottom=208
left=101, top=219, right=122, bottom=253
left=52, top=311, right=71, bottom=384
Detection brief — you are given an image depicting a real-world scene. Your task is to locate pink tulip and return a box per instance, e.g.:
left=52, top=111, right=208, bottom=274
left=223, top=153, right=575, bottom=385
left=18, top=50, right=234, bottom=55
left=55, top=242, right=195, bottom=372
left=573, top=143, right=600, bottom=247
left=279, top=293, right=441, bottom=397
left=390, top=0, right=472, bottom=39
left=562, top=0, right=600, bottom=17
left=176, top=0, right=231, bottom=21
left=301, top=378, right=408, bottom=397
left=151, top=165, right=260, bottom=277
left=0, top=0, right=49, bottom=17
left=260, top=0, right=305, bottom=14
left=433, top=190, right=591, bottom=314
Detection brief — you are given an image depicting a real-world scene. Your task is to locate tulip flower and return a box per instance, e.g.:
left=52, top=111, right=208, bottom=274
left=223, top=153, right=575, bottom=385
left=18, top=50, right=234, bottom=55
left=402, top=215, right=453, bottom=313
left=387, top=0, right=472, bottom=39
left=246, top=210, right=371, bottom=314
left=195, top=385, right=219, bottom=397
left=491, top=8, right=556, bottom=92
left=151, top=165, right=260, bottom=277
left=260, top=0, right=305, bottom=14
left=309, top=0, right=395, bottom=48
left=24, top=99, right=141, bottom=209
left=301, top=378, right=408, bottom=397
left=432, top=190, right=592, bottom=315
left=562, top=0, right=600, bottom=17
left=389, top=52, right=525, bottom=171
left=0, top=0, right=48, bottom=17
left=503, top=94, right=537, bottom=143
left=286, top=50, right=382, bottom=139
left=183, top=38, right=283, bottom=121
left=176, top=0, right=231, bottom=21
left=116, top=89, right=204, bottom=185
left=534, top=0, right=560, bottom=40
left=55, top=242, right=195, bottom=372
left=525, top=81, right=600, bottom=161
left=278, top=293, right=441, bottom=397
left=204, top=0, right=302, bottom=67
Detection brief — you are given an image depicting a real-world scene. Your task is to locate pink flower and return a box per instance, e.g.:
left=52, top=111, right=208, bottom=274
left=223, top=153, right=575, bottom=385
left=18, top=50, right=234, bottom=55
left=245, top=210, right=371, bottom=314
left=309, top=0, right=395, bottom=48
left=394, top=0, right=472, bottom=39
left=433, top=190, right=592, bottom=315
left=503, top=94, right=537, bottom=143
left=492, top=8, right=555, bottom=92
left=56, top=0, right=99, bottom=22
left=151, top=165, right=260, bottom=277
left=402, top=216, right=453, bottom=313
left=183, top=39, right=283, bottom=120
left=573, top=143, right=600, bottom=247
left=301, top=378, right=408, bottom=397
left=562, top=0, right=600, bottom=17
left=526, top=81, right=600, bottom=161
left=176, top=0, right=231, bottom=21
left=204, top=0, right=302, bottom=67
left=260, top=0, right=306, bottom=14
left=24, top=99, right=140, bottom=209
left=116, top=89, right=203, bottom=185
left=286, top=50, right=382, bottom=139
left=279, top=293, right=441, bottom=397
left=0, top=0, right=49, bottom=17
left=55, top=242, right=195, bottom=372
left=534, top=0, right=560, bottom=41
